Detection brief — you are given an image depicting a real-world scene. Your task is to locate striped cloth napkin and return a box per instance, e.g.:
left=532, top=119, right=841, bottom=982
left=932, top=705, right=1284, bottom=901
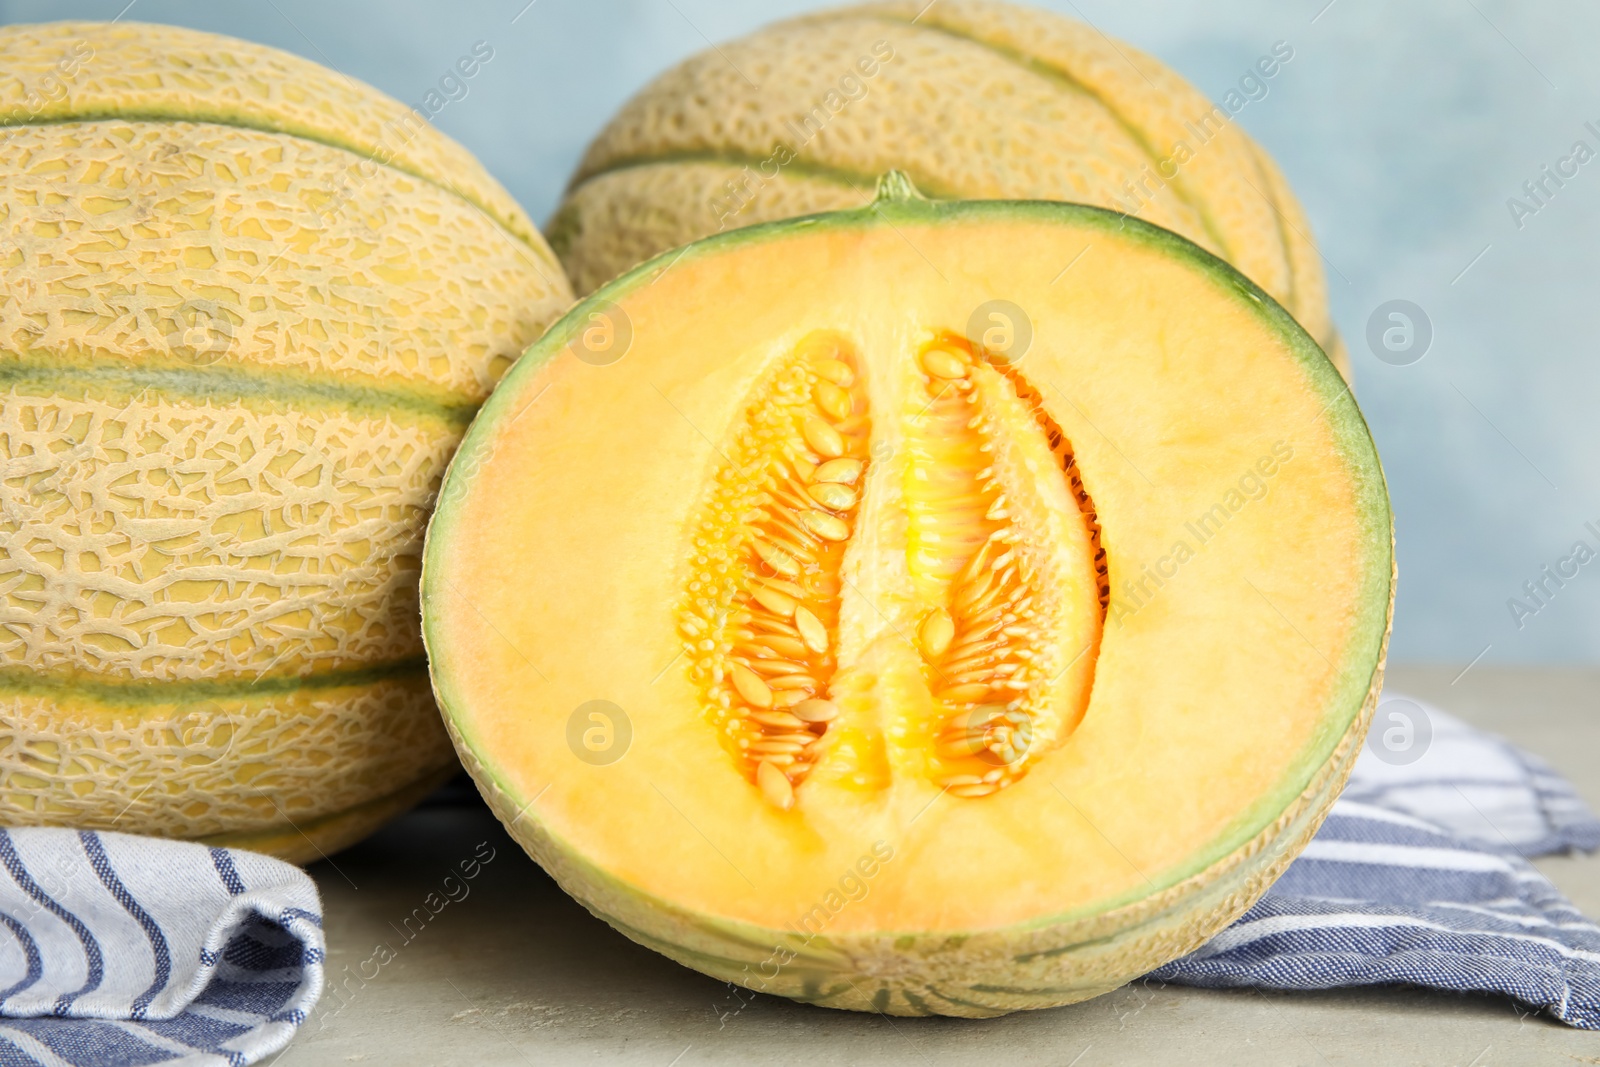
left=1154, top=693, right=1600, bottom=1029
left=0, top=830, right=323, bottom=1066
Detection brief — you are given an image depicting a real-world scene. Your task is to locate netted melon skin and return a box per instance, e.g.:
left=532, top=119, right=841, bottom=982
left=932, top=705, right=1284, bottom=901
left=0, top=23, right=573, bottom=856
left=0, top=388, right=457, bottom=681
left=551, top=0, right=1346, bottom=376
left=0, top=20, right=546, bottom=252
left=0, top=679, right=447, bottom=848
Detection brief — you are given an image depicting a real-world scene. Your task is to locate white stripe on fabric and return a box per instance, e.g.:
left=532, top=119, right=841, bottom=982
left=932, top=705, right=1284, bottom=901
left=1195, top=910, right=1600, bottom=966
left=1323, top=801, right=1455, bottom=834
left=1296, top=840, right=1518, bottom=872
left=1427, top=901, right=1590, bottom=929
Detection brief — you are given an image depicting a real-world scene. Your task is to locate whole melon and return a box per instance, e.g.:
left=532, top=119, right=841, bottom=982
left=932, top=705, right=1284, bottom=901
left=551, top=0, right=1347, bottom=376
left=0, top=21, right=572, bottom=861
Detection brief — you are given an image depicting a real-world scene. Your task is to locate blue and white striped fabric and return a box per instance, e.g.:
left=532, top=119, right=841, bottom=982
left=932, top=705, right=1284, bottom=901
left=0, top=828, right=322, bottom=1066
left=1155, top=694, right=1600, bottom=1029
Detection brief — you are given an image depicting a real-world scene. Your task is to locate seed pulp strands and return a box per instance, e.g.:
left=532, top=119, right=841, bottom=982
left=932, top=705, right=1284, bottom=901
left=678, top=333, right=866, bottom=810
left=906, top=337, right=1084, bottom=797
left=680, top=330, right=1105, bottom=809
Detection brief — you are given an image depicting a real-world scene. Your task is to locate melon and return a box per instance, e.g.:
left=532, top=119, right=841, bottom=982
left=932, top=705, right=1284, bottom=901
left=0, top=21, right=573, bottom=861
left=549, top=0, right=1348, bottom=378
left=422, top=176, right=1393, bottom=1016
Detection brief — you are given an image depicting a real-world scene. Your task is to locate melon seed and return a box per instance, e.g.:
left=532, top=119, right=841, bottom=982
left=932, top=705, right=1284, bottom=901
left=765, top=732, right=818, bottom=746
left=757, top=634, right=810, bottom=658
left=752, top=739, right=807, bottom=755
left=814, top=458, right=864, bottom=484
left=750, top=709, right=807, bottom=730
left=757, top=577, right=807, bottom=599
left=918, top=607, right=955, bottom=659
left=757, top=760, right=795, bottom=810
left=768, top=674, right=817, bottom=690
left=801, top=510, right=850, bottom=541
left=754, top=540, right=801, bottom=577
left=814, top=359, right=854, bottom=387
left=730, top=663, right=774, bottom=708
left=803, top=417, right=846, bottom=458
left=743, top=657, right=807, bottom=676
left=954, top=569, right=995, bottom=613
left=794, top=606, right=828, bottom=653
left=921, top=347, right=969, bottom=380
left=793, top=699, right=840, bottom=723
left=816, top=381, right=853, bottom=420
left=751, top=617, right=800, bottom=638
left=807, top=481, right=856, bottom=510
left=752, top=586, right=797, bottom=617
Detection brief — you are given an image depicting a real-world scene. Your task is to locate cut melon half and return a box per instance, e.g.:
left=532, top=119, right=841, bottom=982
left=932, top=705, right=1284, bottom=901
left=422, top=176, right=1393, bottom=1016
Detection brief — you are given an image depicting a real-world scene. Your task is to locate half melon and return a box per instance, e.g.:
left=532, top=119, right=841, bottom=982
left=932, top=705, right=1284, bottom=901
left=422, top=177, right=1392, bottom=1016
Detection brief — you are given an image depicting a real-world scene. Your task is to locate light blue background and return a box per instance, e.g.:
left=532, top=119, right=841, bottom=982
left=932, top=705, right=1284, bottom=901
left=4, top=0, right=1597, bottom=665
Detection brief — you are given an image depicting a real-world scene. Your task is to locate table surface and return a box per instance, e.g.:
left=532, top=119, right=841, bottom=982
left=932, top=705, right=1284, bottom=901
left=267, top=666, right=1600, bottom=1067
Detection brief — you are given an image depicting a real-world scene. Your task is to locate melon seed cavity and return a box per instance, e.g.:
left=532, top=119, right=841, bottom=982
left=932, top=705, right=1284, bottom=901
left=904, top=335, right=1104, bottom=798
left=678, top=330, right=1104, bottom=810
left=678, top=332, right=868, bottom=810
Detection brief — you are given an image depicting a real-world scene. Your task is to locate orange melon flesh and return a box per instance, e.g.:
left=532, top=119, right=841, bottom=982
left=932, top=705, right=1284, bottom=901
left=423, top=180, right=1392, bottom=1015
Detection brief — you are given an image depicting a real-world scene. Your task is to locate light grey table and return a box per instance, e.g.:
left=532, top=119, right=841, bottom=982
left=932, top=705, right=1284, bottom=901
left=268, top=666, right=1600, bottom=1066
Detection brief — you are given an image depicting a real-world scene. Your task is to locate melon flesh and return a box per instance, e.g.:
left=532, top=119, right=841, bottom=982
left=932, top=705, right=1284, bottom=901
left=422, top=182, right=1392, bottom=1014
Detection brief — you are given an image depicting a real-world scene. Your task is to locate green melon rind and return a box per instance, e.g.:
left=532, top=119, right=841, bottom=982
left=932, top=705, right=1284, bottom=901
left=421, top=184, right=1394, bottom=1014
left=0, top=656, right=428, bottom=704
left=0, top=350, right=481, bottom=425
